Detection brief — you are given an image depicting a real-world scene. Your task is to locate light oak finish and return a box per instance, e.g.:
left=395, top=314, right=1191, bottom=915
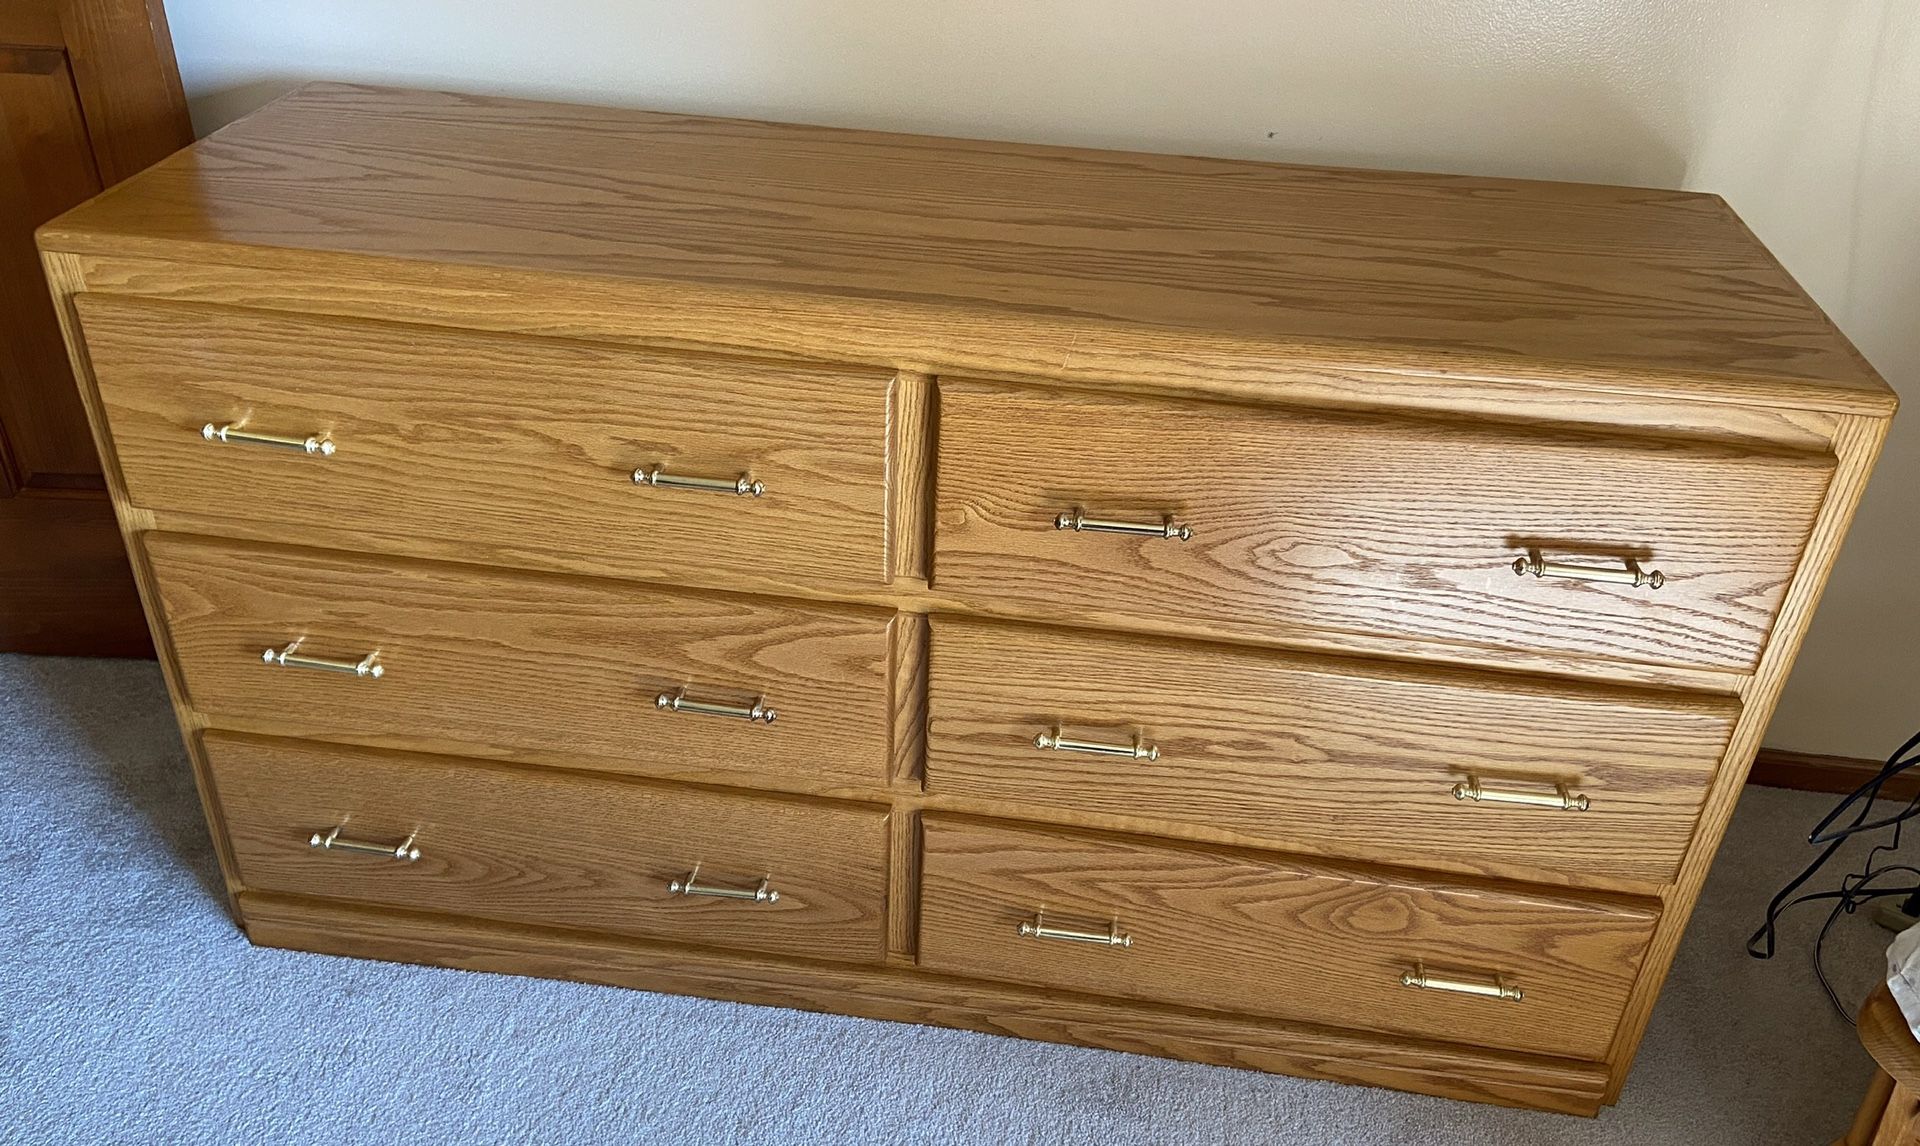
left=1840, top=986, right=1920, bottom=1146
left=886, top=372, right=934, bottom=583
left=40, top=255, right=1812, bottom=697
left=38, top=84, right=1895, bottom=1114
left=240, top=890, right=1615, bottom=1115
left=885, top=612, right=931, bottom=959
left=1874, top=1100, right=1920, bottom=1146
left=40, top=84, right=1896, bottom=417
left=145, top=533, right=895, bottom=791
left=935, top=380, right=1832, bottom=673
left=206, top=732, right=891, bottom=964
left=78, top=293, right=900, bottom=591
left=1599, top=411, right=1890, bottom=1103
left=62, top=253, right=1854, bottom=455
left=0, top=0, right=189, bottom=654
left=925, top=616, right=1735, bottom=885
left=918, top=816, right=1655, bottom=1061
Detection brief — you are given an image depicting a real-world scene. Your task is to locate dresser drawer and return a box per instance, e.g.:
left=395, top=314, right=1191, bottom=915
left=206, top=733, right=890, bottom=963
left=77, top=295, right=895, bottom=589
left=148, top=534, right=894, bottom=788
left=918, top=817, right=1655, bottom=1059
left=933, top=381, right=1832, bottom=672
left=925, top=617, right=1734, bottom=884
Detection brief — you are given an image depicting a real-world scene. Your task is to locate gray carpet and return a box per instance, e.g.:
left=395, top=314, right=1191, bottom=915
left=0, top=654, right=1903, bottom=1144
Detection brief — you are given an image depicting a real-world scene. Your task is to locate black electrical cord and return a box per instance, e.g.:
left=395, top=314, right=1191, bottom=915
left=1747, top=728, right=1920, bottom=1025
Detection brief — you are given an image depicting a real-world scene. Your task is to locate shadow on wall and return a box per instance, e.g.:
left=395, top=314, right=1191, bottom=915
left=187, top=78, right=310, bottom=137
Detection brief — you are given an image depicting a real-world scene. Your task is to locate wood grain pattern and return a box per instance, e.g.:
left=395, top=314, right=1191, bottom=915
left=0, top=1, right=188, bottom=654
left=925, top=617, right=1735, bottom=885
left=0, top=43, right=105, bottom=484
left=1854, top=986, right=1920, bottom=1145
left=206, top=732, right=890, bottom=964
left=146, top=533, right=895, bottom=790
left=53, top=0, right=193, bottom=186
left=1861, top=986, right=1920, bottom=1094
left=55, top=259, right=1864, bottom=696
left=1598, top=411, right=1893, bottom=1102
left=32, top=87, right=1900, bottom=1113
left=886, top=809, right=921, bottom=962
left=115, top=495, right=1754, bottom=696
left=78, top=293, right=896, bottom=590
left=887, top=371, right=932, bottom=583
left=1875, top=1097, right=1920, bottom=1146
left=239, top=890, right=1613, bottom=1114
left=935, top=380, right=1832, bottom=673
left=1844, top=1071, right=1898, bottom=1146
left=40, top=250, right=239, bottom=921
left=63, top=252, right=1852, bottom=454
left=38, top=83, right=1894, bottom=415
left=888, top=611, right=930, bottom=789
left=918, top=816, right=1656, bottom=1060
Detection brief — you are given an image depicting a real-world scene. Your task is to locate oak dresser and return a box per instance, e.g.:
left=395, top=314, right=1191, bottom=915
left=38, top=83, right=1895, bottom=1115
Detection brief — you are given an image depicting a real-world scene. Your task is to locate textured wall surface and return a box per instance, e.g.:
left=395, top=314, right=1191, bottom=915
left=163, top=0, right=1918, bottom=758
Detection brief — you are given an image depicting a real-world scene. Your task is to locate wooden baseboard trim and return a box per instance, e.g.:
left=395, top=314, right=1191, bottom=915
left=1748, top=748, right=1912, bottom=802
left=238, top=890, right=1611, bottom=1115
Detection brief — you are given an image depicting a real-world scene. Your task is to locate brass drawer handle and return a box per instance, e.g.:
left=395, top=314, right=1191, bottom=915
left=263, top=640, right=384, bottom=679
left=668, top=868, right=779, bottom=903
left=1018, top=911, right=1132, bottom=948
left=1034, top=727, right=1159, bottom=761
left=308, top=825, right=420, bottom=862
left=655, top=688, right=776, bottom=724
left=1513, top=551, right=1663, bottom=590
left=1402, top=962, right=1523, bottom=1002
left=1055, top=508, right=1192, bottom=541
left=1452, top=775, right=1589, bottom=812
left=202, top=422, right=335, bottom=456
left=633, top=465, right=764, bottom=497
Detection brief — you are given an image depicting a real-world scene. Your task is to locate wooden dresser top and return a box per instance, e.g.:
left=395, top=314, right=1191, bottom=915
left=41, top=82, right=1893, bottom=415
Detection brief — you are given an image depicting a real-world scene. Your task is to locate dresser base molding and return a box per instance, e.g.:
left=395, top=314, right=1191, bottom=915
left=236, top=891, right=1613, bottom=1116
left=1748, top=748, right=1917, bottom=803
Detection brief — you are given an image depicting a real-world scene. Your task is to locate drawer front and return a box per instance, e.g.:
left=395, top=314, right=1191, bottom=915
left=149, top=534, right=894, bottom=787
left=78, top=295, right=895, bottom=588
left=933, top=381, right=1833, bottom=671
left=207, top=733, right=890, bottom=963
left=925, top=618, right=1734, bottom=884
left=918, top=818, right=1656, bottom=1059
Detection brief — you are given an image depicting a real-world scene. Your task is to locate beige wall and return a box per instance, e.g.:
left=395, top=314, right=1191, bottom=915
left=168, top=0, right=1918, bottom=759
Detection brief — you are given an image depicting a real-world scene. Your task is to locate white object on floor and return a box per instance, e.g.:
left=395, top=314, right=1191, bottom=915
left=1888, top=921, right=1920, bottom=1038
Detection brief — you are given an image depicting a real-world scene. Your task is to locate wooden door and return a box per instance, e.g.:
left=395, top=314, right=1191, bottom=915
left=0, top=0, right=190, bottom=654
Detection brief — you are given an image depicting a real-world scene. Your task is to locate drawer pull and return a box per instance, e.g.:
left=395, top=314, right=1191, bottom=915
left=308, top=825, right=420, bottom=862
left=633, top=465, right=765, bottom=497
left=202, top=422, right=335, bottom=456
left=1402, top=962, right=1523, bottom=1002
left=262, top=640, right=384, bottom=679
left=1034, top=727, right=1159, bottom=762
left=1055, top=508, right=1192, bottom=541
left=1513, top=551, right=1663, bottom=590
left=1452, top=774, right=1589, bottom=812
left=668, top=868, right=780, bottom=903
left=655, top=688, right=776, bottom=724
left=1018, top=911, right=1133, bottom=948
